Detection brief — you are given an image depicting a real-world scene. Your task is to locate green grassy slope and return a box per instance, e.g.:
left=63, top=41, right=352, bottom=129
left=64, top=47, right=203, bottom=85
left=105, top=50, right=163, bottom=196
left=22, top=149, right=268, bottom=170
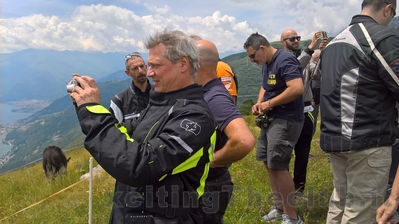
left=0, top=116, right=333, bottom=224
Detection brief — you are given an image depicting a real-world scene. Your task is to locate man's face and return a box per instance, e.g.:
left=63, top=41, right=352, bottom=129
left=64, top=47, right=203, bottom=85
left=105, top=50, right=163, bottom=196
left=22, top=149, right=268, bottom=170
left=125, top=57, right=147, bottom=84
left=282, top=31, right=300, bottom=52
left=147, top=44, right=182, bottom=93
left=246, top=46, right=267, bottom=65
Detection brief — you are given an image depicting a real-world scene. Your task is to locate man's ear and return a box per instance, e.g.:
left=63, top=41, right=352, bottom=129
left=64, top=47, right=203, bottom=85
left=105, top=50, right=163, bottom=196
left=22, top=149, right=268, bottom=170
left=125, top=70, right=129, bottom=76
left=180, top=56, right=190, bottom=73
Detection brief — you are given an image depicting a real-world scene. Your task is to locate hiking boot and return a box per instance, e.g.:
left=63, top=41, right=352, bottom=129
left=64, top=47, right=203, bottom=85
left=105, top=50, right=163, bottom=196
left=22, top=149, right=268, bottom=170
left=261, top=205, right=283, bottom=222
left=281, top=214, right=304, bottom=224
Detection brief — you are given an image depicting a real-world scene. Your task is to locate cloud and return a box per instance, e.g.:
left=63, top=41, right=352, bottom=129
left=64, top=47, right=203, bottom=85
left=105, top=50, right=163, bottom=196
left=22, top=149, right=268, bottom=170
left=0, top=4, right=256, bottom=54
left=0, top=1, right=366, bottom=54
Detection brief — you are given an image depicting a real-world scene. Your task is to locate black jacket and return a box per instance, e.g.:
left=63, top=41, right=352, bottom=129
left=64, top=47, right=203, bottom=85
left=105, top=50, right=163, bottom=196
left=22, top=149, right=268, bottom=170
left=109, top=80, right=151, bottom=123
left=76, top=84, right=217, bottom=223
left=320, top=15, right=399, bottom=153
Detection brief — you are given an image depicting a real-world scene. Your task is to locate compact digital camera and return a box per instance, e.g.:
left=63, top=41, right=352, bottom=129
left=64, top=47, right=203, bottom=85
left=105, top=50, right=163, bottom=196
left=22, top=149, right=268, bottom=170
left=66, top=79, right=80, bottom=93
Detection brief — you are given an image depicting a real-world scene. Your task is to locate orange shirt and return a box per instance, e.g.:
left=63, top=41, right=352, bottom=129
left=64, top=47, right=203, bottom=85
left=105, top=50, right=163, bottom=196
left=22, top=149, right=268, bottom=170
left=217, top=61, right=237, bottom=96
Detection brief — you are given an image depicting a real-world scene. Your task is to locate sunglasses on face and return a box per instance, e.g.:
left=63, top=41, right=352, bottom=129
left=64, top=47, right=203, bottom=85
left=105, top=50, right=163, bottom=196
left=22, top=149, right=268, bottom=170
left=249, top=48, right=259, bottom=59
left=283, top=36, right=301, bottom=42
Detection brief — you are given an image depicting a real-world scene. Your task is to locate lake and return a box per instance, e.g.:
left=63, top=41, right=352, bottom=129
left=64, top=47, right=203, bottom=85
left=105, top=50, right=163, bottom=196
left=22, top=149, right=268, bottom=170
left=0, top=102, right=34, bottom=124
left=0, top=103, right=34, bottom=156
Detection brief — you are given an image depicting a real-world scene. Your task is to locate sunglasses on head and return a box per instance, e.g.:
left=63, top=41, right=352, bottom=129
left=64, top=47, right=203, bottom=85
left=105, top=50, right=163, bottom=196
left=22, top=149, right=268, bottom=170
left=125, top=52, right=142, bottom=61
left=283, top=36, right=301, bottom=42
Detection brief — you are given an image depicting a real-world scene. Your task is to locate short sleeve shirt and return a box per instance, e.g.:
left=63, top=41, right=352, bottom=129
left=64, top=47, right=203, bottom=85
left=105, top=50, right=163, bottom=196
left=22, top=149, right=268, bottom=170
left=202, top=78, right=242, bottom=177
left=217, top=61, right=237, bottom=96
left=262, top=49, right=304, bottom=121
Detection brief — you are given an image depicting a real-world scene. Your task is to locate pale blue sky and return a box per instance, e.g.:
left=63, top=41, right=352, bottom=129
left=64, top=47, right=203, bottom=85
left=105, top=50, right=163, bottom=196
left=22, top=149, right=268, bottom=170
left=1, top=0, right=396, bottom=54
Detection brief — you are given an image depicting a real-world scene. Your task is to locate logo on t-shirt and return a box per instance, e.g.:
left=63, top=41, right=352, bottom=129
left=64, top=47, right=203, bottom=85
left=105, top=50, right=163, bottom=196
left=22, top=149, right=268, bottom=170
left=180, top=119, right=201, bottom=136
left=268, top=74, right=276, bottom=85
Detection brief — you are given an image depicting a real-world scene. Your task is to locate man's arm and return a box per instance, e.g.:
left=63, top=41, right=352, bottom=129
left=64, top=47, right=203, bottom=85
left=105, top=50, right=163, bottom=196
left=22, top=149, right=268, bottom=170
left=70, top=75, right=216, bottom=187
left=297, top=31, right=322, bottom=69
left=376, top=166, right=399, bottom=224
left=260, top=78, right=304, bottom=112
left=211, top=118, right=255, bottom=167
left=375, top=33, right=399, bottom=100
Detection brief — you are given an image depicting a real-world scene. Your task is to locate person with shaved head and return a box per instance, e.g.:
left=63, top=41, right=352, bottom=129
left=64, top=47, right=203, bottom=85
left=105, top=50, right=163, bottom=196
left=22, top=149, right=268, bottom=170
left=280, top=28, right=328, bottom=201
left=193, top=39, right=255, bottom=223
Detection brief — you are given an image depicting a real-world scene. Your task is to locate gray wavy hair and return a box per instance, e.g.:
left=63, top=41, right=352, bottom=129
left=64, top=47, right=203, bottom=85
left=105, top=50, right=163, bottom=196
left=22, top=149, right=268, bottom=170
left=145, top=30, right=200, bottom=77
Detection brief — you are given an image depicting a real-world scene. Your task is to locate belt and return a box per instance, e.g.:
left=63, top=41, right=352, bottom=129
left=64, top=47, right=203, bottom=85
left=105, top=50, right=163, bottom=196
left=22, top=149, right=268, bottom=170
left=304, top=101, right=312, bottom=106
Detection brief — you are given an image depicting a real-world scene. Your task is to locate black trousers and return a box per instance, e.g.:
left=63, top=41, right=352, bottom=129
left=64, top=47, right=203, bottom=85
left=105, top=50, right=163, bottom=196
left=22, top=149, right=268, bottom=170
left=293, top=112, right=314, bottom=192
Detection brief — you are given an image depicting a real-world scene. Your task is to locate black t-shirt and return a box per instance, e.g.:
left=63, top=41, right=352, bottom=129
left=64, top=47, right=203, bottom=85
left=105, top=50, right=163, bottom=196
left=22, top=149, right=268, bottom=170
left=262, top=49, right=304, bottom=121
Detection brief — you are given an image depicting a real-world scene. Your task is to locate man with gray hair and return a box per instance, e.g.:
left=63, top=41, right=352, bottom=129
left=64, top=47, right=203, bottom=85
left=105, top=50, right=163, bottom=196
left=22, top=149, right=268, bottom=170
left=319, top=0, right=398, bottom=223
left=69, top=30, right=217, bottom=223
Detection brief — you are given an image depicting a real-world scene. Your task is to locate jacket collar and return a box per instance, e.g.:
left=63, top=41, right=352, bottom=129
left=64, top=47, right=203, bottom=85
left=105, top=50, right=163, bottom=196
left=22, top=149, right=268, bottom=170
left=131, top=79, right=151, bottom=94
left=350, top=15, right=378, bottom=26
left=149, top=84, right=204, bottom=106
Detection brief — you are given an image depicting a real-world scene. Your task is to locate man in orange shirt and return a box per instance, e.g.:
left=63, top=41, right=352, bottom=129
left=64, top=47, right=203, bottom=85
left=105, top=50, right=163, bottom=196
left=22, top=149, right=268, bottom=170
left=217, top=61, right=238, bottom=104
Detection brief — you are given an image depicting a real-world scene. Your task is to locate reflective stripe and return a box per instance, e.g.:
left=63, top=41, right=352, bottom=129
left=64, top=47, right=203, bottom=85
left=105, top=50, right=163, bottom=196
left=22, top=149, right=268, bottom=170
left=359, top=23, right=399, bottom=86
left=169, top=135, right=193, bottom=153
left=86, top=105, right=111, bottom=114
left=124, top=113, right=140, bottom=120
left=110, top=100, right=123, bottom=122
left=340, top=68, right=359, bottom=139
left=208, top=129, right=216, bottom=162
left=159, top=174, right=167, bottom=181
left=144, top=121, right=159, bottom=142
left=168, top=106, right=174, bottom=116
left=196, top=130, right=217, bottom=198
left=197, top=162, right=210, bottom=198
left=114, top=124, right=134, bottom=142
left=157, top=129, right=217, bottom=199
left=307, top=111, right=314, bottom=123
left=171, top=147, right=203, bottom=175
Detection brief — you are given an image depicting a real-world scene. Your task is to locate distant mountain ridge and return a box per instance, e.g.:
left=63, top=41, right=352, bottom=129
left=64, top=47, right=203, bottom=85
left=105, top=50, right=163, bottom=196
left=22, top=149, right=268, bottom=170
left=0, top=49, right=129, bottom=102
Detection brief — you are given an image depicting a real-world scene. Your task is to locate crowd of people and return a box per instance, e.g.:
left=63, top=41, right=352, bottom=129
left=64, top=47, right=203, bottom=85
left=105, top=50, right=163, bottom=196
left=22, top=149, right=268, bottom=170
left=67, top=0, right=398, bottom=223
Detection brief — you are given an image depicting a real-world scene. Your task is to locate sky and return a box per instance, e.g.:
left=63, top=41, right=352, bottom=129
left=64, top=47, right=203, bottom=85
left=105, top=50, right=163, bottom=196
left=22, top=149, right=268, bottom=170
left=0, top=0, right=397, bottom=55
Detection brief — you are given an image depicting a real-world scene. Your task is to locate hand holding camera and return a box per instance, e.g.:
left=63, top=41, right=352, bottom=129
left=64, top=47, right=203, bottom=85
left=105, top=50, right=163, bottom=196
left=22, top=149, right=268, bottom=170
left=66, top=79, right=81, bottom=93
left=67, top=74, right=101, bottom=106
